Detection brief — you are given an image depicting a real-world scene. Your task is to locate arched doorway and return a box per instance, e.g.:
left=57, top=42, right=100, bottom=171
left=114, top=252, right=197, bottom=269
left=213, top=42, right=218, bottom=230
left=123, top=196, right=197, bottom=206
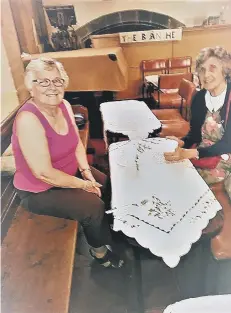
left=75, top=10, right=185, bottom=48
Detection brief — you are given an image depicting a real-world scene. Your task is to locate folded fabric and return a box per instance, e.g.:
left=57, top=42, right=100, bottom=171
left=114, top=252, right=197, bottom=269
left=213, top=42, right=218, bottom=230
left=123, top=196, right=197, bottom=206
left=1, top=155, right=16, bottom=176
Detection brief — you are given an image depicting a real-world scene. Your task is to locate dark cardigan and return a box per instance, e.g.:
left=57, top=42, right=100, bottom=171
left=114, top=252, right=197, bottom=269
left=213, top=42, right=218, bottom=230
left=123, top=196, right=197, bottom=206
left=182, top=83, right=231, bottom=158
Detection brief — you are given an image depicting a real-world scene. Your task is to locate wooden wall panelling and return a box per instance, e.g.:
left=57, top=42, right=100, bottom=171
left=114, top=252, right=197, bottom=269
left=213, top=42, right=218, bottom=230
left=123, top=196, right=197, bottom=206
left=91, top=34, right=121, bottom=49
left=9, top=0, right=39, bottom=54
left=1, top=0, right=30, bottom=105
left=172, top=26, right=231, bottom=70
left=8, top=0, right=26, bottom=53
left=93, top=26, right=231, bottom=99
left=116, top=41, right=173, bottom=99
left=117, top=67, right=141, bottom=99
left=121, top=41, right=173, bottom=66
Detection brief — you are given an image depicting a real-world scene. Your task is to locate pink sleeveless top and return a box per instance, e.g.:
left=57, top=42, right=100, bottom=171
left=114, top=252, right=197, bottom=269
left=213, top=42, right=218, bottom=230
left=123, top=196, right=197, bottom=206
left=12, top=102, right=79, bottom=193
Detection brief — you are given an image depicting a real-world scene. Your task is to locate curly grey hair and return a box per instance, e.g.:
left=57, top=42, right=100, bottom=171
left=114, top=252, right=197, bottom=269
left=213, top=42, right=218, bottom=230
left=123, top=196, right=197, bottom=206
left=24, top=57, right=69, bottom=90
left=196, top=46, right=231, bottom=82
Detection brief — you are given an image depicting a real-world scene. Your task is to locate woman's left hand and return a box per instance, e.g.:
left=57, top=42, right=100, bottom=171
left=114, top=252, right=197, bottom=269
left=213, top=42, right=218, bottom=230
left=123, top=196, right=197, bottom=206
left=83, top=180, right=102, bottom=197
left=81, top=169, right=102, bottom=197
left=164, top=147, right=196, bottom=162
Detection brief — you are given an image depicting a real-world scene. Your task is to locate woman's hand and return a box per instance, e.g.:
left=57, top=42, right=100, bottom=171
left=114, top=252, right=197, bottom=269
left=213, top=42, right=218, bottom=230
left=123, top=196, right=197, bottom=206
left=21, top=52, right=32, bottom=62
left=82, top=180, right=102, bottom=197
left=164, top=147, right=198, bottom=162
left=81, top=168, right=96, bottom=183
left=166, top=136, right=184, bottom=148
left=81, top=169, right=102, bottom=197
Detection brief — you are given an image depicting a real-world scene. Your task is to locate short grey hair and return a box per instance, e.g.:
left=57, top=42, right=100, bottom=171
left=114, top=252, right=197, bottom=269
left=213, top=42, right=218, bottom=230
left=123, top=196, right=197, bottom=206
left=196, top=46, right=231, bottom=81
left=24, top=57, right=69, bottom=90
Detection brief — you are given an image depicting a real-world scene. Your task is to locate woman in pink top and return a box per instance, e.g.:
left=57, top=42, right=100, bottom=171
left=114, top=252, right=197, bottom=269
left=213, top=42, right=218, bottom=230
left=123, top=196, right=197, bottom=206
left=12, top=57, right=123, bottom=268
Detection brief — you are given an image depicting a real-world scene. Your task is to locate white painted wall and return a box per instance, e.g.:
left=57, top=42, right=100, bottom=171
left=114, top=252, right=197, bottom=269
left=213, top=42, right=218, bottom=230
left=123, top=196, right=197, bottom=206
left=43, top=0, right=231, bottom=27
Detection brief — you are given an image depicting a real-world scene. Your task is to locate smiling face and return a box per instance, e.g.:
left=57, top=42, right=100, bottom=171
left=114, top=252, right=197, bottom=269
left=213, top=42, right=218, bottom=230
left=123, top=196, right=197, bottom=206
left=198, top=56, right=226, bottom=94
left=31, top=68, right=65, bottom=107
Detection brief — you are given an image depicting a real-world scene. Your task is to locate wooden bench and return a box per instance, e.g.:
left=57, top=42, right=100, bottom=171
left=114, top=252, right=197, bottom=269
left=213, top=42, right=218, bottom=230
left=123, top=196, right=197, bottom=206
left=1, top=103, right=89, bottom=313
left=1, top=208, right=77, bottom=313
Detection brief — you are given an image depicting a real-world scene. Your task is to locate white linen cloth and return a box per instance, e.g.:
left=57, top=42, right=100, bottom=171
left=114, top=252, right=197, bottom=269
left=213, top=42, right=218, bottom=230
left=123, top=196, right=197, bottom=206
left=164, top=295, right=231, bottom=313
left=144, top=74, right=159, bottom=87
left=100, top=100, right=161, bottom=141
left=108, top=138, right=222, bottom=268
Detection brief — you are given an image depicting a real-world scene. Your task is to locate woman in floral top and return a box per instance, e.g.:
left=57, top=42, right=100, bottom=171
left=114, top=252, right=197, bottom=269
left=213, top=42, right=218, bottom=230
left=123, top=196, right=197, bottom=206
left=164, top=46, right=231, bottom=199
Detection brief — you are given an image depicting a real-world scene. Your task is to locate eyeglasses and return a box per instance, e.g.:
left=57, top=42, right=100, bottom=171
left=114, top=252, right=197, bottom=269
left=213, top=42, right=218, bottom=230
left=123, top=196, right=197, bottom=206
left=32, top=78, right=65, bottom=87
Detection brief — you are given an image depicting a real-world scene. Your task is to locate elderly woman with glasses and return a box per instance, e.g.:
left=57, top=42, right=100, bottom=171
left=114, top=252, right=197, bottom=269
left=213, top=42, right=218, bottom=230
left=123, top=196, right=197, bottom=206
left=165, top=47, right=231, bottom=198
left=12, top=57, right=124, bottom=268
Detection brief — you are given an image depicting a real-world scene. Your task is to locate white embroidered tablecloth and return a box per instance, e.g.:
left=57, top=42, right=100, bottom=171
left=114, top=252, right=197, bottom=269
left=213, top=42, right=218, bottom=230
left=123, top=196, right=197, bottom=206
left=164, top=295, right=231, bottom=313
left=108, top=138, right=222, bottom=268
left=100, top=100, right=161, bottom=142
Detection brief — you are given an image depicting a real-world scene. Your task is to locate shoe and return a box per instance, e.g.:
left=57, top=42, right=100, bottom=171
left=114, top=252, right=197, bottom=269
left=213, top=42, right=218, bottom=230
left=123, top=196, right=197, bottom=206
left=89, top=248, right=124, bottom=268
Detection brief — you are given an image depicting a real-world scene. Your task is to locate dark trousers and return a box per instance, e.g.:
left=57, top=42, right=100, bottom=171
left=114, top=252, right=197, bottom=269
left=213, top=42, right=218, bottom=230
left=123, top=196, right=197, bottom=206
left=16, top=167, right=112, bottom=248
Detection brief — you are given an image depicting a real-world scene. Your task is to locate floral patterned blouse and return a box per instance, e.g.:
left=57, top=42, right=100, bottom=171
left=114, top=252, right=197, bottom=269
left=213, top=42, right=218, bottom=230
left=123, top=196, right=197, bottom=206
left=197, top=109, right=231, bottom=198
